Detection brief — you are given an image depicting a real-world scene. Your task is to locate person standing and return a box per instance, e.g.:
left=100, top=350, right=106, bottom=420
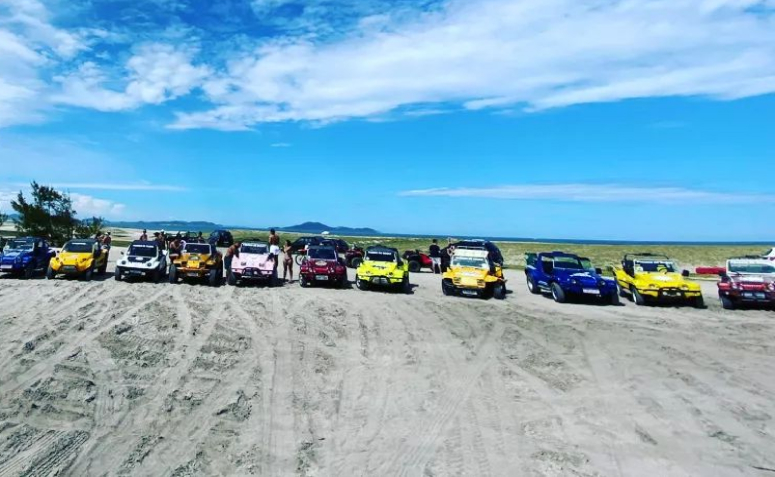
left=224, top=242, right=240, bottom=279
left=282, top=240, right=294, bottom=282
left=139, top=229, right=148, bottom=241
left=268, top=229, right=280, bottom=272
left=102, top=231, right=112, bottom=248
left=429, top=239, right=441, bottom=274
left=168, top=237, right=183, bottom=264
left=196, top=231, right=205, bottom=243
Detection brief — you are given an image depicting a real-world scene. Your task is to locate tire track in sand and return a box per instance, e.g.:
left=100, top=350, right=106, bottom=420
left=0, top=287, right=167, bottom=397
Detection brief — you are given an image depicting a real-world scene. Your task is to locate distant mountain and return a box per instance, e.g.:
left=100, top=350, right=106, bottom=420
left=279, top=222, right=379, bottom=235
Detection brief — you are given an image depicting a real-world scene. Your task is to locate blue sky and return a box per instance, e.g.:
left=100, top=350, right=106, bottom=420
left=1, top=0, right=774, bottom=241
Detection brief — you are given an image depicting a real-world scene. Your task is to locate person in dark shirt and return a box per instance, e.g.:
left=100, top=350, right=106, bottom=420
left=429, top=239, right=441, bottom=274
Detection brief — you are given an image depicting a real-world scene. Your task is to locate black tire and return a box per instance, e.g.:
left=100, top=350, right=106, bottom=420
left=442, top=279, right=454, bottom=296
left=227, top=272, right=237, bottom=286
left=46, top=266, right=56, bottom=280
left=693, top=296, right=705, bottom=309
left=551, top=282, right=566, bottom=303
left=408, top=261, right=421, bottom=273
left=351, top=257, right=363, bottom=269
left=153, top=269, right=161, bottom=284
left=355, top=276, right=368, bottom=291
left=83, top=267, right=94, bottom=282
left=493, top=283, right=506, bottom=300
left=609, top=292, right=620, bottom=306
left=526, top=275, right=540, bottom=294
left=402, top=276, right=411, bottom=294
left=23, top=262, right=35, bottom=279
left=632, top=287, right=646, bottom=306
left=169, top=265, right=178, bottom=284
left=208, top=268, right=220, bottom=287
left=721, top=296, right=735, bottom=310
left=99, top=261, right=107, bottom=275
left=114, top=267, right=122, bottom=281
left=299, top=276, right=308, bottom=288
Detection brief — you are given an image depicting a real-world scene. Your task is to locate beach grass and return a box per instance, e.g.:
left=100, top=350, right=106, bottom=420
left=229, top=230, right=766, bottom=269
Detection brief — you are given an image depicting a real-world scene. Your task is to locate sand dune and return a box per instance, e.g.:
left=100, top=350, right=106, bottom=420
left=0, top=248, right=773, bottom=476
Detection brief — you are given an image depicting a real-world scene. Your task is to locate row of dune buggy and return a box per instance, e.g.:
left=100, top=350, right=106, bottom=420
left=2, top=236, right=775, bottom=309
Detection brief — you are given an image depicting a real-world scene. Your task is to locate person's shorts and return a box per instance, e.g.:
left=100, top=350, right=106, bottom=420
left=269, top=245, right=281, bottom=256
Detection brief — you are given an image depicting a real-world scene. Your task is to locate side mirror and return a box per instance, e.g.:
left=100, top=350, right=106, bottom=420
left=682, top=270, right=690, bottom=278
left=595, top=267, right=603, bottom=275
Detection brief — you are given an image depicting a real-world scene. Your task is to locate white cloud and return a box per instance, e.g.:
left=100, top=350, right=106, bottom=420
left=172, top=0, right=775, bottom=130
left=71, top=192, right=125, bottom=217
left=51, top=43, right=210, bottom=111
left=0, top=188, right=125, bottom=218
left=51, top=182, right=187, bottom=192
left=270, top=142, right=290, bottom=147
left=399, top=184, right=775, bottom=204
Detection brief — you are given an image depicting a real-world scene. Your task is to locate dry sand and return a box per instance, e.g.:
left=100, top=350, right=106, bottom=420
left=0, top=247, right=774, bottom=476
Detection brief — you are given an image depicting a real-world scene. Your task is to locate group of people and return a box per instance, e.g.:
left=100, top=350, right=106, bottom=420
left=93, top=231, right=112, bottom=249
left=220, top=229, right=296, bottom=282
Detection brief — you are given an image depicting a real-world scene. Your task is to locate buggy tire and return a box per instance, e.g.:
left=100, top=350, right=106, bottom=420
left=46, top=266, right=56, bottom=280
left=693, top=296, right=705, bottom=309
left=609, top=292, right=620, bottom=306
left=99, top=261, right=107, bottom=275
left=402, top=276, right=411, bottom=294
left=355, top=276, right=368, bottom=291
left=551, top=282, right=566, bottom=303
left=23, top=262, right=35, bottom=279
left=408, top=260, right=421, bottom=273
left=493, top=283, right=506, bottom=300
left=721, top=296, right=735, bottom=310
left=351, top=257, right=363, bottom=269
left=114, top=267, right=122, bottom=281
left=526, top=275, right=540, bottom=294
left=632, top=287, right=646, bottom=306
left=208, top=268, right=220, bottom=287
left=442, top=279, right=454, bottom=296
left=83, top=267, right=94, bottom=282
left=300, top=277, right=309, bottom=288
left=169, top=265, right=178, bottom=284
left=153, top=269, right=161, bottom=284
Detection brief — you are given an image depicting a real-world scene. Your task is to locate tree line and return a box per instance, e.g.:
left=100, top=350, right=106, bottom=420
left=1, top=182, right=105, bottom=245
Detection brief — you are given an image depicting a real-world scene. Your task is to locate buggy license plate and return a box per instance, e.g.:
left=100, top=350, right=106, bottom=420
left=127, top=270, right=144, bottom=275
left=744, top=292, right=766, bottom=299
left=582, top=288, right=600, bottom=295
left=462, top=289, right=478, bottom=296
left=315, top=275, right=329, bottom=281
left=187, top=272, right=200, bottom=277
left=663, top=291, right=680, bottom=297
left=0, top=265, right=12, bottom=270
left=63, top=266, right=77, bottom=272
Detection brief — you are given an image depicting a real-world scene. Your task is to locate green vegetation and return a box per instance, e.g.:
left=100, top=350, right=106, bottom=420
left=230, top=229, right=765, bottom=269
left=10, top=182, right=106, bottom=245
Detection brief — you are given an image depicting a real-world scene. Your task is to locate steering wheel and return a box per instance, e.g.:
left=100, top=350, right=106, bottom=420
left=656, top=264, right=668, bottom=273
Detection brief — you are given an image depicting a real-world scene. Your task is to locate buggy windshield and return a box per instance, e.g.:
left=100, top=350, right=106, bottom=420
left=309, top=248, right=337, bottom=260
left=553, top=256, right=584, bottom=270
left=729, top=262, right=775, bottom=274
left=241, top=243, right=268, bottom=254
left=452, top=256, right=489, bottom=269
left=635, top=260, right=677, bottom=273
left=367, top=250, right=395, bottom=262
left=64, top=242, right=94, bottom=253
left=129, top=244, right=157, bottom=257
left=5, top=239, right=34, bottom=252
left=185, top=244, right=211, bottom=255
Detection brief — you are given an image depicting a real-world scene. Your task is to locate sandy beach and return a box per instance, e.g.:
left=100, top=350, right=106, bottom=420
left=0, top=247, right=773, bottom=476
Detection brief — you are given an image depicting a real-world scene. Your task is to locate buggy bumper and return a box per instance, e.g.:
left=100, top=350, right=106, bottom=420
left=234, top=268, right=274, bottom=280
left=719, top=290, right=775, bottom=303
left=360, top=275, right=403, bottom=286
left=300, top=271, right=345, bottom=282
left=640, top=288, right=702, bottom=300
